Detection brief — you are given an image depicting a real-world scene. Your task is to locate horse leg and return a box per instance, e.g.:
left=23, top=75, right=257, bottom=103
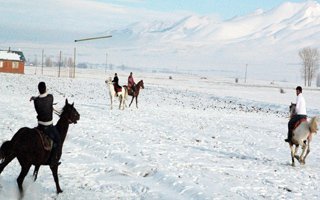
left=293, top=144, right=300, bottom=162
left=129, top=96, right=134, bottom=107
left=17, top=163, right=31, bottom=195
left=33, top=165, right=40, bottom=181
left=290, top=144, right=295, bottom=167
left=121, top=96, right=125, bottom=110
left=299, top=144, right=307, bottom=164
left=50, top=165, right=63, bottom=193
left=135, top=96, right=138, bottom=108
left=302, top=141, right=311, bottom=164
left=119, top=95, right=123, bottom=110
left=110, top=95, right=113, bottom=110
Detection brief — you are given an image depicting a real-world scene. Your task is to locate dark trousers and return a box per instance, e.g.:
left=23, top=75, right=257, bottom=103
left=287, top=115, right=307, bottom=139
left=38, top=124, right=61, bottom=146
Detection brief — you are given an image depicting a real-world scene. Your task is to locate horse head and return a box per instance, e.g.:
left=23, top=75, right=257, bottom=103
left=105, top=77, right=112, bottom=85
left=289, top=103, right=296, bottom=119
left=61, top=99, right=80, bottom=124
left=139, top=80, right=144, bottom=89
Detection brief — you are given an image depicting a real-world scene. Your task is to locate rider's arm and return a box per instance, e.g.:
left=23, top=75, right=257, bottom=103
left=30, top=96, right=37, bottom=101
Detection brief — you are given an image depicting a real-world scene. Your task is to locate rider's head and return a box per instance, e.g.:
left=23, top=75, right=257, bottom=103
left=115, top=73, right=117, bottom=76
left=38, top=82, right=46, bottom=94
left=296, top=86, right=302, bottom=95
left=130, top=72, right=133, bottom=76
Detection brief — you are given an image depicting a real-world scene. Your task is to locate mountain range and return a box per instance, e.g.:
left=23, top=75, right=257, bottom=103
left=100, top=1, right=320, bottom=82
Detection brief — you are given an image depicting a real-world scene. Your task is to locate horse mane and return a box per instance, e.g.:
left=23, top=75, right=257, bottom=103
left=309, top=117, right=318, bottom=133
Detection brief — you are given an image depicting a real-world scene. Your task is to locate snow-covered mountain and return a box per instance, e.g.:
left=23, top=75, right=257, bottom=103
left=101, top=1, right=320, bottom=82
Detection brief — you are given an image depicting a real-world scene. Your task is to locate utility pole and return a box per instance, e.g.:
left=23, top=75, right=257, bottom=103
left=41, top=49, right=44, bottom=75
left=73, top=47, right=76, bottom=78
left=58, top=51, right=62, bottom=77
left=244, top=64, right=248, bottom=83
left=74, top=35, right=112, bottom=77
left=34, top=54, right=38, bottom=75
left=105, top=52, right=108, bottom=74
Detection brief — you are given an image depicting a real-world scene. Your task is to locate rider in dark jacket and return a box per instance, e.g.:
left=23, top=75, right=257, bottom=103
left=112, top=73, right=121, bottom=96
left=30, top=82, right=61, bottom=167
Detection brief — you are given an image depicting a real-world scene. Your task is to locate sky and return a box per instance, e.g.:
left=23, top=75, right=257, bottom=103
left=0, top=0, right=315, bottom=44
left=98, top=0, right=313, bottom=19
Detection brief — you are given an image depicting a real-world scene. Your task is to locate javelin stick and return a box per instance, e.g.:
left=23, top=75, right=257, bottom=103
left=74, top=35, right=112, bottom=42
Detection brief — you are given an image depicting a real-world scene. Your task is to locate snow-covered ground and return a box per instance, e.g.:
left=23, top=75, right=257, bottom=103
left=0, top=67, right=320, bottom=199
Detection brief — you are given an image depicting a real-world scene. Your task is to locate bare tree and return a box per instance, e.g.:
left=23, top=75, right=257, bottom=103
left=67, top=57, right=74, bottom=78
left=317, top=73, right=320, bottom=87
left=45, top=57, right=53, bottom=67
left=299, top=47, right=319, bottom=86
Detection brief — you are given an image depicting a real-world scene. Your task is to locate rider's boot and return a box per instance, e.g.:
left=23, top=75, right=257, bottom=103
left=284, top=130, right=292, bottom=143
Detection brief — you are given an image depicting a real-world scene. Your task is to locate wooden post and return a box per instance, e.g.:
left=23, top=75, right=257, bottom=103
left=58, top=51, right=61, bottom=77
left=41, top=49, right=44, bottom=75
left=244, top=64, right=248, bottom=83
left=73, top=47, right=76, bottom=78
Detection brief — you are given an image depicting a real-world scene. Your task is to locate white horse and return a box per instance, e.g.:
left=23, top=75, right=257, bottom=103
left=288, top=103, right=318, bottom=166
left=105, top=78, right=128, bottom=110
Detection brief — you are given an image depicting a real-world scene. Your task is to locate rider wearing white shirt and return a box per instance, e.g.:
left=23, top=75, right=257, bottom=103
left=285, top=86, right=307, bottom=143
left=295, top=93, right=306, bottom=115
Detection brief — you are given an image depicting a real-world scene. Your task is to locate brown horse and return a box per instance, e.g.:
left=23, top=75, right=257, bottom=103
left=128, top=80, right=144, bottom=108
left=0, top=99, right=80, bottom=196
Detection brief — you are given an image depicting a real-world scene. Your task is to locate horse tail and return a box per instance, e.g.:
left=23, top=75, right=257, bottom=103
left=309, top=116, right=318, bottom=133
left=0, top=140, right=13, bottom=160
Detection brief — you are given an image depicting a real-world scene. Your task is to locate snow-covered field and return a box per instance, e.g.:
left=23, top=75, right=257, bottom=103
left=0, top=67, right=320, bottom=199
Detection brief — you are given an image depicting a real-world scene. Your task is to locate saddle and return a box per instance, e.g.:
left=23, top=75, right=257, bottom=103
left=35, top=128, right=53, bottom=151
left=293, top=118, right=307, bottom=130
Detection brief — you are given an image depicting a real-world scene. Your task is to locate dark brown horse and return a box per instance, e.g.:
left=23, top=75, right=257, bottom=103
left=128, top=80, right=144, bottom=108
left=0, top=99, right=80, bottom=196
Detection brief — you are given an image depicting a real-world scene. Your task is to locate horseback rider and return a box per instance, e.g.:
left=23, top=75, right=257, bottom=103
left=128, top=72, right=136, bottom=94
left=112, top=73, right=121, bottom=96
left=30, top=82, right=61, bottom=166
left=285, top=86, right=307, bottom=143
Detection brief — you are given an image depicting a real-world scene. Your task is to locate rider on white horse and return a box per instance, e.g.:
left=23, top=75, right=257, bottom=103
left=112, top=73, right=121, bottom=96
left=285, top=86, right=307, bottom=143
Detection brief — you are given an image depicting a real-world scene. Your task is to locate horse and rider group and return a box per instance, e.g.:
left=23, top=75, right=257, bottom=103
left=284, top=86, right=318, bottom=166
left=0, top=81, right=80, bottom=196
left=108, top=72, right=144, bottom=109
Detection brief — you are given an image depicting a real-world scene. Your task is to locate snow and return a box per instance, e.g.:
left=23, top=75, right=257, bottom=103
left=0, top=67, right=320, bottom=199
